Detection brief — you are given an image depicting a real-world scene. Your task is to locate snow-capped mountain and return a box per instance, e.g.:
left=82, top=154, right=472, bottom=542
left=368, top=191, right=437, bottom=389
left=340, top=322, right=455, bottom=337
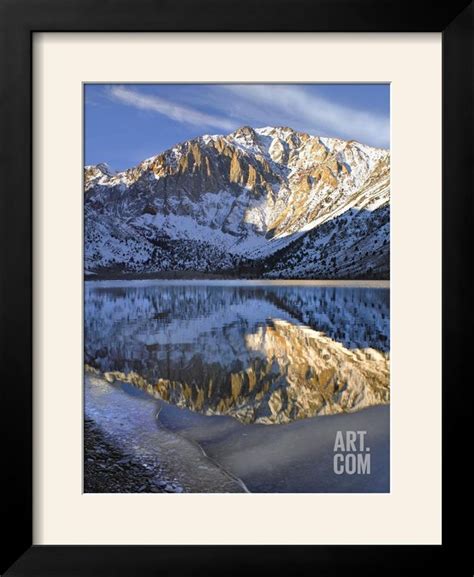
left=85, top=126, right=390, bottom=278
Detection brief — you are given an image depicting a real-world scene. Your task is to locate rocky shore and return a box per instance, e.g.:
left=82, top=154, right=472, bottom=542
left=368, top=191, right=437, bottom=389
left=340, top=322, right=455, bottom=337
left=84, top=418, right=183, bottom=493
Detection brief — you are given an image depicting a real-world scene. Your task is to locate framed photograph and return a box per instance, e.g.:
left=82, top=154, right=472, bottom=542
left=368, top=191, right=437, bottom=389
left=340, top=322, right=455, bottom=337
left=0, top=0, right=471, bottom=575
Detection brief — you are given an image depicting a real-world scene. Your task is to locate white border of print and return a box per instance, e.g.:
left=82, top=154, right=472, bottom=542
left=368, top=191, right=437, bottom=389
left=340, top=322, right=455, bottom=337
left=33, top=32, right=441, bottom=545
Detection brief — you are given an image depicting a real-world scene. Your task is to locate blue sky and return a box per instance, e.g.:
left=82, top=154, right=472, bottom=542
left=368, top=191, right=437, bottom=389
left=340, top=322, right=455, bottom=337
left=85, top=84, right=390, bottom=171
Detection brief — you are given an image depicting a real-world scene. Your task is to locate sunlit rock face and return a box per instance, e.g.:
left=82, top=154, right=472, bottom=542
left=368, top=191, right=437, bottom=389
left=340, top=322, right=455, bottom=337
left=85, top=283, right=389, bottom=424
left=84, top=126, right=389, bottom=278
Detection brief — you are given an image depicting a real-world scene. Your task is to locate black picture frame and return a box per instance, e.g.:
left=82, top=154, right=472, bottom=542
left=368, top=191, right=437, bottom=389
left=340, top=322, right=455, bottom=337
left=0, top=0, right=472, bottom=575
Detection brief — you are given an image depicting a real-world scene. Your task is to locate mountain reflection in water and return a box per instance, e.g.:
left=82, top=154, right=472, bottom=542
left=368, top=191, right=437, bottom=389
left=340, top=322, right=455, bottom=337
left=85, top=282, right=390, bottom=424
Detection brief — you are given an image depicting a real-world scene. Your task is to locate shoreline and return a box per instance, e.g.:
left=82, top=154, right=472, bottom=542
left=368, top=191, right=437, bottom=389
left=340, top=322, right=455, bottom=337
left=86, top=371, right=389, bottom=493
left=85, top=373, right=247, bottom=493
left=84, top=418, right=183, bottom=493
left=85, top=276, right=390, bottom=289
left=155, top=404, right=250, bottom=493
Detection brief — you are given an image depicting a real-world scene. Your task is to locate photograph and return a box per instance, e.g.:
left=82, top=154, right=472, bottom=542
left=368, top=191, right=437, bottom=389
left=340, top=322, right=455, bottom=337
left=84, top=83, right=390, bottom=494
left=3, top=0, right=470, bottom=571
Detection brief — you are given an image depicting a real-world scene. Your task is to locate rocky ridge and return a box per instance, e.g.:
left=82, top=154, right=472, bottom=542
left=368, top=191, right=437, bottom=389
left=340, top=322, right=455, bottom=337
left=85, top=126, right=390, bottom=278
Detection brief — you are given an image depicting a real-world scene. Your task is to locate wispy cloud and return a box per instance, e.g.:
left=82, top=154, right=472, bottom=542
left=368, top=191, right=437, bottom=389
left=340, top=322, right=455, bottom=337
left=108, top=86, right=236, bottom=131
left=218, top=85, right=389, bottom=147
left=105, top=84, right=389, bottom=148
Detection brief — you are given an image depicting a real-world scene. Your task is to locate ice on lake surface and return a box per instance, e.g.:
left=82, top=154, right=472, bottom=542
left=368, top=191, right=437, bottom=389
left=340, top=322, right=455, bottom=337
left=85, top=281, right=390, bottom=492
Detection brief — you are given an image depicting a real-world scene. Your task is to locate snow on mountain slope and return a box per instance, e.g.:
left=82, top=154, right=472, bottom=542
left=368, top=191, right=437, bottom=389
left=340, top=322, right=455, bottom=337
left=262, top=205, right=389, bottom=280
left=85, top=126, right=390, bottom=278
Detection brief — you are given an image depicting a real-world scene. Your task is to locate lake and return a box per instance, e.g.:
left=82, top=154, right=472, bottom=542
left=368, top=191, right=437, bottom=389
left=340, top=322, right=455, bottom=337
left=85, top=280, right=390, bottom=492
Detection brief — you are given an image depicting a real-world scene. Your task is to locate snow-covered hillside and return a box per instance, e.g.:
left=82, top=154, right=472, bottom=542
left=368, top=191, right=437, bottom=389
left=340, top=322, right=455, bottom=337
left=85, top=126, right=390, bottom=278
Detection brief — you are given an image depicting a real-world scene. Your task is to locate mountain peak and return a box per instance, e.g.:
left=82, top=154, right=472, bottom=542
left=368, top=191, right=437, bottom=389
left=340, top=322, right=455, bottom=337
left=84, top=162, right=115, bottom=183
left=229, top=125, right=259, bottom=145
left=84, top=126, right=390, bottom=279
